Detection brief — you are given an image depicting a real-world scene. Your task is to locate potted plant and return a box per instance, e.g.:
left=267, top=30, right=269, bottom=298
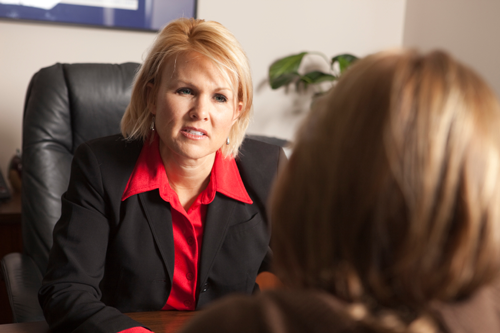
left=268, top=52, right=358, bottom=96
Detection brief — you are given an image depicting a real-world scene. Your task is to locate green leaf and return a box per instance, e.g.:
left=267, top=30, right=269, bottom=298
left=331, top=53, right=358, bottom=73
left=270, top=72, right=301, bottom=89
left=300, top=71, right=337, bottom=85
left=269, top=52, right=308, bottom=89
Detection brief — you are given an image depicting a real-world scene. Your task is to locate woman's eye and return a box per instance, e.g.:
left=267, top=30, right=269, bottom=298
left=215, top=94, right=227, bottom=103
left=177, top=88, right=192, bottom=95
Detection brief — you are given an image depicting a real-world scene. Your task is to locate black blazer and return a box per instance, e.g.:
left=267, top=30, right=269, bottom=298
left=39, top=134, right=286, bottom=333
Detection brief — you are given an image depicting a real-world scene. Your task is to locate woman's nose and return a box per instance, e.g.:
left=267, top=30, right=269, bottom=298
left=189, top=96, right=210, bottom=121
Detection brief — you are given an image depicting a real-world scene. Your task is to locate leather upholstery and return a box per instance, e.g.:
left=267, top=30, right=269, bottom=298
left=0, top=62, right=289, bottom=323
left=1, top=253, right=44, bottom=322
left=1, top=62, right=140, bottom=322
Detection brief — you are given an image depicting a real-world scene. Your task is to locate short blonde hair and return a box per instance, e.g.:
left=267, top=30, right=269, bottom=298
left=271, top=49, right=500, bottom=312
left=121, top=18, right=253, bottom=158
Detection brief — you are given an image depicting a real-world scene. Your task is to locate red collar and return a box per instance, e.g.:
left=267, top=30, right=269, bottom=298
left=122, top=136, right=252, bottom=205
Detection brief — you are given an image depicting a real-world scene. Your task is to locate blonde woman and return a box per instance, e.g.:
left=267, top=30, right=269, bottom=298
left=39, top=18, right=286, bottom=333
left=180, top=49, right=500, bottom=333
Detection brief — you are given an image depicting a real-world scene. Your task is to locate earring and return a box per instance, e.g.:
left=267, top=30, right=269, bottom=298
left=150, top=116, right=155, bottom=131
left=226, top=137, right=230, bottom=145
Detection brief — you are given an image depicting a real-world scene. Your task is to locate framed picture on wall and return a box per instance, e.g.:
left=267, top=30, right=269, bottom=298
left=0, top=0, right=197, bottom=31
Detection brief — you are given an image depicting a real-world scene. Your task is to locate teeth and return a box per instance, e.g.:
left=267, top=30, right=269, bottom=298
left=186, top=129, right=204, bottom=136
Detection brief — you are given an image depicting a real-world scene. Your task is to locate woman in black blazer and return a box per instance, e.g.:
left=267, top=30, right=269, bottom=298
left=39, top=18, right=286, bottom=333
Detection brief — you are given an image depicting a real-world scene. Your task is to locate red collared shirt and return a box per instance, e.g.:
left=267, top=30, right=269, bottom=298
left=121, top=135, right=252, bottom=319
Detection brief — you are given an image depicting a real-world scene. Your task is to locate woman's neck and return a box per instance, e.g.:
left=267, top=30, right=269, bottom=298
left=160, top=147, right=215, bottom=212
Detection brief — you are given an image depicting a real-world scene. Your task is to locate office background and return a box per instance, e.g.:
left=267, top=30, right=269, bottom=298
left=1, top=0, right=499, bottom=178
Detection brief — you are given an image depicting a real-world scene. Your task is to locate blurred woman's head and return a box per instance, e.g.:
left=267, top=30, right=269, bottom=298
left=271, top=49, right=500, bottom=312
left=121, top=18, right=253, bottom=158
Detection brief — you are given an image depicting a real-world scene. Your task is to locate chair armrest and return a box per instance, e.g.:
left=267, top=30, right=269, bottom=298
left=1, top=252, right=45, bottom=322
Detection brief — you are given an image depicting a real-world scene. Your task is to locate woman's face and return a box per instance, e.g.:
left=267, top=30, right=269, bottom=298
left=151, top=51, right=241, bottom=164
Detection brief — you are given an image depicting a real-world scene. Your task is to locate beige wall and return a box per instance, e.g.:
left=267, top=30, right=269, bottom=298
left=403, top=0, right=500, bottom=97
left=0, top=0, right=406, bottom=179
left=198, top=0, right=406, bottom=141
left=0, top=21, right=156, bottom=179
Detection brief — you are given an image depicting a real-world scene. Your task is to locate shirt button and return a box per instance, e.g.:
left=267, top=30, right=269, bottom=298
left=187, top=237, right=195, bottom=246
left=186, top=272, right=194, bottom=281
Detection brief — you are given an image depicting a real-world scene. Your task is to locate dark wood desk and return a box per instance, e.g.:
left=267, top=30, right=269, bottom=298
left=127, top=311, right=195, bottom=333
left=0, top=191, right=22, bottom=255
left=0, top=192, right=22, bottom=224
left=0, top=192, right=22, bottom=324
left=0, top=311, right=196, bottom=333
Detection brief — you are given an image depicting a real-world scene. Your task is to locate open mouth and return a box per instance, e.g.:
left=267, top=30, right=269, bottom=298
left=181, top=127, right=208, bottom=139
left=184, top=129, right=205, bottom=136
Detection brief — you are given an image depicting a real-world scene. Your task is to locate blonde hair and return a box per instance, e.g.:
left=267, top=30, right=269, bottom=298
left=121, top=18, right=253, bottom=158
left=271, top=49, right=500, bottom=322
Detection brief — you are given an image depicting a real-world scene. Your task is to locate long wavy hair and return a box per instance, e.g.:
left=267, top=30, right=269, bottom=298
left=270, top=49, right=500, bottom=330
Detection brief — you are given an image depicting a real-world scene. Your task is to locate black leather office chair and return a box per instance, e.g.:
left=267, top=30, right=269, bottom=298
left=0, top=62, right=289, bottom=323
left=0, top=62, right=140, bottom=322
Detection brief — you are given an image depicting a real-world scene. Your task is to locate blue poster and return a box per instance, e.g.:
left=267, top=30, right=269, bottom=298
left=0, top=0, right=197, bottom=31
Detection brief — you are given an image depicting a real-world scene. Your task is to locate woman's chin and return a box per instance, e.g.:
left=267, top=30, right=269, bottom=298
left=172, top=146, right=218, bottom=163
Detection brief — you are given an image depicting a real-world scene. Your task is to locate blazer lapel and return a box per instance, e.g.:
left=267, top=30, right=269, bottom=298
left=138, top=190, right=175, bottom=283
left=199, top=194, right=239, bottom=284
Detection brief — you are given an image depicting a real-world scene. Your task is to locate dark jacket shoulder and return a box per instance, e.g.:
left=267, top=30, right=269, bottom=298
left=70, top=134, right=143, bottom=203
left=77, top=133, right=143, bottom=165
left=72, top=134, right=285, bottom=208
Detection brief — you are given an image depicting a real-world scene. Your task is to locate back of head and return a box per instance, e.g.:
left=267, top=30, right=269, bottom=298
left=271, top=49, right=500, bottom=313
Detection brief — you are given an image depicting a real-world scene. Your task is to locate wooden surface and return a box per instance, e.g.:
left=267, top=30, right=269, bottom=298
left=0, top=192, right=22, bottom=325
left=0, top=192, right=21, bottom=224
left=0, top=321, right=49, bottom=333
left=256, top=272, right=283, bottom=290
left=0, top=311, right=196, bottom=333
left=126, top=311, right=196, bottom=333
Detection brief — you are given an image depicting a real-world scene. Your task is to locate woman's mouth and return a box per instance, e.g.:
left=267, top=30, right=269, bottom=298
left=181, top=127, right=208, bottom=140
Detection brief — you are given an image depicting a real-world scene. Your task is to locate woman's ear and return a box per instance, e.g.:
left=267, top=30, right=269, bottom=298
left=232, top=102, right=243, bottom=125
left=146, top=82, right=157, bottom=115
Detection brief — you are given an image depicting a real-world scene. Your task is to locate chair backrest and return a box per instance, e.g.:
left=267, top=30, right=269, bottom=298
left=21, top=63, right=140, bottom=274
